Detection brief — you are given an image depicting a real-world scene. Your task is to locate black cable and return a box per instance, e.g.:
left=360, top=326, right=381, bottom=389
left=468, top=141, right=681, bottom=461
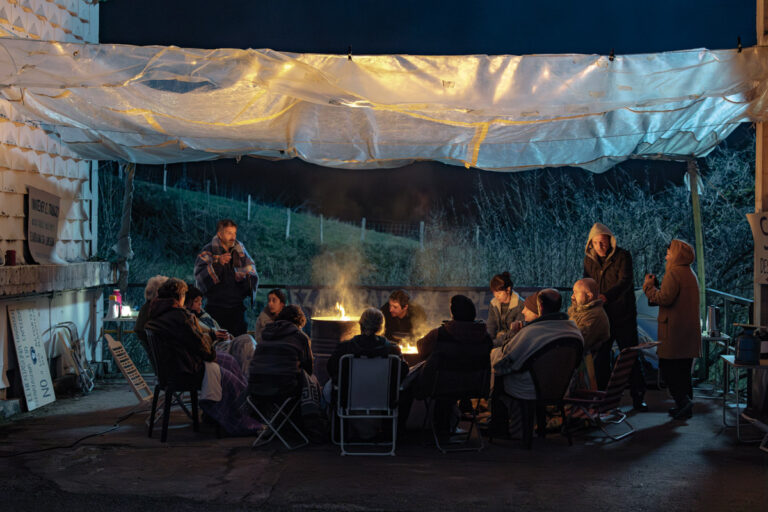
left=0, top=409, right=141, bottom=458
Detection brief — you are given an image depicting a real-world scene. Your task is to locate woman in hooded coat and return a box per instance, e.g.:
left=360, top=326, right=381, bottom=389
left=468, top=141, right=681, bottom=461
left=643, top=239, right=701, bottom=420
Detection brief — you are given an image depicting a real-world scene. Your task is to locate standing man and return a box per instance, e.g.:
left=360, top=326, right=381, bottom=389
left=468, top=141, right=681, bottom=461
left=380, top=289, right=427, bottom=342
left=195, top=219, right=258, bottom=336
left=583, top=222, right=647, bottom=411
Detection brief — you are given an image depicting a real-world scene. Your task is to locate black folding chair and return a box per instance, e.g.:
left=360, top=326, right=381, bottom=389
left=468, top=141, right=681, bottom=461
left=145, top=329, right=201, bottom=443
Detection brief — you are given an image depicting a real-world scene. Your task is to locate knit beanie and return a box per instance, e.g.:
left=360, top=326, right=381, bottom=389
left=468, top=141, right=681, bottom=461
left=450, top=294, right=476, bottom=321
left=523, top=292, right=539, bottom=315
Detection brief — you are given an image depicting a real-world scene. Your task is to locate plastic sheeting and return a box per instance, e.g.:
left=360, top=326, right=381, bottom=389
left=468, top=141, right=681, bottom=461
left=1, top=39, right=767, bottom=172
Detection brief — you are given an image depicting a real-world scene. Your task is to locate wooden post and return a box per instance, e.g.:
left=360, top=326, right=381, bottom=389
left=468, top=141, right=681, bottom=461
left=163, top=165, right=167, bottom=192
left=247, top=194, right=252, bottom=220
left=320, top=214, right=324, bottom=244
left=475, top=225, right=480, bottom=248
left=755, top=0, right=768, bottom=326
left=361, top=217, right=366, bottom=242
left=206, top=180, right=211, bottom=208
left=285, top=208, right=291, bottom=240
left=419, top=221, right=425, bottom=251
left=687, top=161, right=707, bottom=320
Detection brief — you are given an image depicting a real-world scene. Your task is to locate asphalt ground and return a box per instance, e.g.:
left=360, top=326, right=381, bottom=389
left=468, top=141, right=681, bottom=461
left=0, top=380, right=766, bottom=511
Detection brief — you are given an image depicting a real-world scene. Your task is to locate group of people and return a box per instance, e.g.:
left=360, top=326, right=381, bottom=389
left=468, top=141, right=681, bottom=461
left=134, top=217, right=704, bottom=441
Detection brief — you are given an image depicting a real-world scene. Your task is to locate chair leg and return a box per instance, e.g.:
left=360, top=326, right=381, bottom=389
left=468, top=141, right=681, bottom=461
left=161, top=386, right=173, bottom=443
left=521, top=401, right=534, bottom=449
left=536, top=404, right=547, bottom=439
left=190, top=390, right=200, bottom=433
left=148, top=384, right=160, bottom=438
left=560, top=404, right=573, bottom=446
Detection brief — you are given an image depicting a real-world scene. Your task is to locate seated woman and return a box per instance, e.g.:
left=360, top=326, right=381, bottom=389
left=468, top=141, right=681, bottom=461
left=146, top=278, right=260, bottom=436
left=253, top=288, right=287, bottom=343
left=325, top=308, right=408, bottom=441
left=185, top=284, right=256, bottom=376
left=487, top=272, right=525, bottom=347
left=326, top=308, right=409, bottom=385
left=134, top=274, right=168, bottom=361
left=247, top=305, right=314, bottom=398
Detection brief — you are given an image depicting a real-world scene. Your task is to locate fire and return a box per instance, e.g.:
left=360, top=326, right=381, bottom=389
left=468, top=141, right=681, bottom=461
left=335, top=302, right=348, bottom=320
left=400, top=341, right=419, bottom=354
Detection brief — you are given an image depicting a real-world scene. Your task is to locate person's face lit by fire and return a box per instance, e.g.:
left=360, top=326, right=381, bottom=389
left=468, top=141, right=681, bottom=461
left=493, top=287, right=512, bottom=304
left=190, top=296, right=203, bottom=314
left=389, top=299, right=408, bottom=319
left=522, top=305, right=538, bottom=323
left=217, top=226, right=237, bottom=250
left=571, top=281, right=592, bottom=307
left=591, top=234, right=612, bottom=258
left=267, top=293, right=285, bottom=315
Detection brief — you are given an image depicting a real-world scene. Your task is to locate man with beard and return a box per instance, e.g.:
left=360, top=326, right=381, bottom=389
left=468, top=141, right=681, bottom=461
left=195, top=219, right=259, bottom=336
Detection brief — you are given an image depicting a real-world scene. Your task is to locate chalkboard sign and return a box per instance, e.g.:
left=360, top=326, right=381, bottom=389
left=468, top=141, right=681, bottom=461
left=8, top=303, right=56, bottom=411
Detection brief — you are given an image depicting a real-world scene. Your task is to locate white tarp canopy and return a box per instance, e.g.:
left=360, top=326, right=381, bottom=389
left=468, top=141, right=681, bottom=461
left=1, top=38, right=767, bottom=172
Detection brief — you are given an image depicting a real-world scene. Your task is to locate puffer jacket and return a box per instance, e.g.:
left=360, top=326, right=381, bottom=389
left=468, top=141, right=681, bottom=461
left=487, top=293, right=525, bottom=347
left=583, top=222, right=637, bottom=339
left=643, top=239, right=701, bottom=359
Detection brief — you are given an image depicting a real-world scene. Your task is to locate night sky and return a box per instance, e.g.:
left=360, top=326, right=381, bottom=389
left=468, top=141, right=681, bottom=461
left=99, top=1, right=758, bottom=222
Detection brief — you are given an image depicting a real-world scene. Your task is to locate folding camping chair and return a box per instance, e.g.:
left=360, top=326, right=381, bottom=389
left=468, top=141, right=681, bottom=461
left=334, top=354, right=402, bottom=456
left=245, top=372, right=309, bottom=450
left=565, top=345, right=641, bottom=441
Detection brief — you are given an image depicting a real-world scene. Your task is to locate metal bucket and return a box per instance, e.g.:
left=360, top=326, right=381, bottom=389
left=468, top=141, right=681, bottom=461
left=310, top=318, right=360, bottom=385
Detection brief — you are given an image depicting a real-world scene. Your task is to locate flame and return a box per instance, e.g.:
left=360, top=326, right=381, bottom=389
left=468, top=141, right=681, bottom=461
left=336, top=302, right=346, bottom=319
left=310, top=302, right=359, bottom=322
left=400, top=341, right=419, bottom=354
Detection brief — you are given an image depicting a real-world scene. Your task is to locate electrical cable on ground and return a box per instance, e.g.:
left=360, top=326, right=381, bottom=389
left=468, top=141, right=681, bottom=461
left=0, top=408, right=145, bottom=459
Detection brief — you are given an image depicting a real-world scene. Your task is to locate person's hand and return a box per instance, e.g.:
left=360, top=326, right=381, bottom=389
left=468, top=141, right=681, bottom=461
left=218, top=252, right=232, bottom=265
left=215, top=329, right=229, bottom=340
left=644, top=273, right=656, bottom=286
left=510, top=321, right=523, bottom=334
left=598, top=294, right=608, bottom=303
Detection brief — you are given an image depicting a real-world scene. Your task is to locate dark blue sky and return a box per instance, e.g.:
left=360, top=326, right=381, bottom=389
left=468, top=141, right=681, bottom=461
left=101, top=0, right=755, bottom=54
left=99, top=1, right=759, bottom=222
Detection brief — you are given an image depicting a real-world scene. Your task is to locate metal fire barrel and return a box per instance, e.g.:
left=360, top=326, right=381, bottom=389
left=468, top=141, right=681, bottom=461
left=310, top=318, right=360, bottom=385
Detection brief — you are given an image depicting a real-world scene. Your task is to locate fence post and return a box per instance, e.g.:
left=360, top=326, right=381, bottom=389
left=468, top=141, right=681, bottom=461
left=247, top=194, right=252, bottom=221
left=320, top=214, right=324, bottom=244
left=361, top=217, right=366, bottom=242
left=419, top=221, right=425, bottom=251
left=163, top=165, right=167, bottom=192
left=475, top=225, right=480, bottom=248
left=206, top=180, right=211, bottom=208
left=285, top=207, right=291, bottom=239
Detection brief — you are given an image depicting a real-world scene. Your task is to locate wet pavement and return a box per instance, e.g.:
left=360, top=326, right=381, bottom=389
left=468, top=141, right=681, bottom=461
left=0, top=380, right=766, bottom=511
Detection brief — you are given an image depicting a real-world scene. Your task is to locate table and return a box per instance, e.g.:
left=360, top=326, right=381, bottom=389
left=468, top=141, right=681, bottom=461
left=721, top=354, right=767, bottom=442
left=700, top=334, right=731, bottom=381
left=101, top=316, right=138, bottom=374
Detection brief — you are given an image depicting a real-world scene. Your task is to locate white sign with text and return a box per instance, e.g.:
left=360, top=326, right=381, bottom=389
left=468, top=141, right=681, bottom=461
left=27, top=186, right=66, bottom=264
left=8, top=303, right=56, bottom=411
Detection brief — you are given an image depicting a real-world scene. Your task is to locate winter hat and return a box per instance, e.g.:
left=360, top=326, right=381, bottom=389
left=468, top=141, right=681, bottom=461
left=523, top=291, right=540, bottom=315
left=450, top=294, right=476, bottom=321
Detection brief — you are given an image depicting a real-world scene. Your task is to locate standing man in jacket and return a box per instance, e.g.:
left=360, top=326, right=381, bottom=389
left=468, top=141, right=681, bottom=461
left=584, top=222, right=647, bottom=411
left=195, top=219, right=259, bottom=336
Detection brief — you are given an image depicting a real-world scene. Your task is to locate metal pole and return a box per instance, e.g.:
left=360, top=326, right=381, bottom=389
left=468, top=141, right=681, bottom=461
left=361, top=217, right=366, bottom=242
left=687, top=160, right=707, bottom=321
left=247, top=194, right=252, bottom=221
left=419, top=221, right=425, bottom=251
left=163, top=165, right=167, bottom=192
left=475, top=225, right=480, bottom=248
left=320, top=214, right=324, bottom=244
left=285, top=208, right=291, bottom=239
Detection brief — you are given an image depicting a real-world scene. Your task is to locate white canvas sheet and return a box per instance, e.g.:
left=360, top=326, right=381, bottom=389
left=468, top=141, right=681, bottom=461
left=0, top=39, right=767, bottom=172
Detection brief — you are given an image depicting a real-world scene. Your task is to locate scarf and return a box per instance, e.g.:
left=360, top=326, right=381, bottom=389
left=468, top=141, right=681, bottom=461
left=194, top=235, right=259, bottom=296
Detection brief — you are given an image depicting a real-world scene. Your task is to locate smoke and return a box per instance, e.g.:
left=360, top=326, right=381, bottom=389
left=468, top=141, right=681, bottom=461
left=310, top=247, right=375, bottom=316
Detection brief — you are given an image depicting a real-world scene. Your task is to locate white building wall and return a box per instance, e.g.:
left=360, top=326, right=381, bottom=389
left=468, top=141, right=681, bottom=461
left=0, top=1, right=105, bottom=405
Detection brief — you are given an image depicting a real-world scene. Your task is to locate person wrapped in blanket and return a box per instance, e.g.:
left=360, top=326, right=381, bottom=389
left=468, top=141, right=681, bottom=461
left=185, top=284, right=256, bottom=376
left=194, top=219, right=259, bottom=336
left=145, top=278, right=261, bottom=436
